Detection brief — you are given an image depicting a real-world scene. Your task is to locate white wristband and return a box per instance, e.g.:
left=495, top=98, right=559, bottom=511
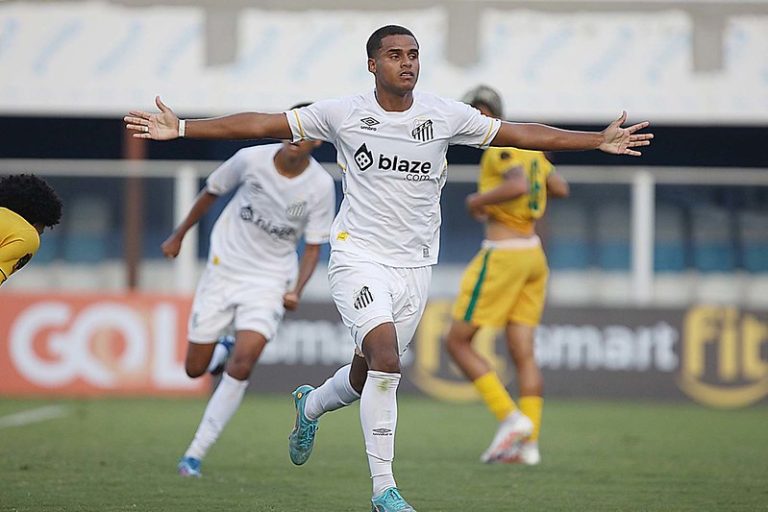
left=178, top=119, right=186, bottom=138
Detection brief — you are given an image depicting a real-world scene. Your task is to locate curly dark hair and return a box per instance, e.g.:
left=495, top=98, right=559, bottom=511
left=366, top=25, right=417, bottom=58
left=0, top=174, right=63, bottom=227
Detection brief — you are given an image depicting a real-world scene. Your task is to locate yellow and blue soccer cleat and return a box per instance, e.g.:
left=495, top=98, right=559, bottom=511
left=288, top=384, right=318, bottom=465
left=371, top=487, right=416, bottom=512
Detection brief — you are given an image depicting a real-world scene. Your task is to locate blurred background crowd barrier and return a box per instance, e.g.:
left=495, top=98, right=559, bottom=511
left=2, top=1, right=768, bottom=122
left=1, top=0, right=766, bottom=408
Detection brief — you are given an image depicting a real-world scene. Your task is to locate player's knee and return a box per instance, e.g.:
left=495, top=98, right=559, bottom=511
left=368, top=351, right=400, bottom=373
left=445, top=333, right=459, bottom=352
left=350, top=373, right=366, bottom=394
left=445, top=331, right=469, bottom=358
left=226, top=356, right=255, bottom=380
left=349, top=358, right=368, bottom=393
left=184, top=361, right=207, bottom=379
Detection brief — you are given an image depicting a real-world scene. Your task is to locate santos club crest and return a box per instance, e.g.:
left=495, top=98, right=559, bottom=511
left=411, top=118, right=434, bottom=142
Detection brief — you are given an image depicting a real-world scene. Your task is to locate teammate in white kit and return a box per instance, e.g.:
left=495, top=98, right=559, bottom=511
left=160, top=128, right=336, bottom=478
left=126, top=25, right=653, bottom=511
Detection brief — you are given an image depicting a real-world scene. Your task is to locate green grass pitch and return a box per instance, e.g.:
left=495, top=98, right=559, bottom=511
left=1, top=396, right=766, bottom=511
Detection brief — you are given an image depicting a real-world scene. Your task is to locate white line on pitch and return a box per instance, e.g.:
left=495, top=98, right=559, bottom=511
left=0, top=405, right=69, bottom=429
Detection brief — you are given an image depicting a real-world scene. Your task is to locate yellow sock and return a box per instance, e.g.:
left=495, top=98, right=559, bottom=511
left=473, top=372, right=516, bottom=421
left=519, top=395, right=543, bottom=441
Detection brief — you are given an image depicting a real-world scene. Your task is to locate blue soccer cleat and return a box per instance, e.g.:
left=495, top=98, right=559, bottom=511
left=209, top=335, right=235, bottom=376
left=288, top=384, right=318, bottom=465
left=371, top=487, right=417, bottom=512
left=177, top=456, right=202, bottom=478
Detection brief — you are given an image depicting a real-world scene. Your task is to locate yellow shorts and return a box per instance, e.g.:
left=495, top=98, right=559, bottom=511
left=451, top=242, right=549, bottom=327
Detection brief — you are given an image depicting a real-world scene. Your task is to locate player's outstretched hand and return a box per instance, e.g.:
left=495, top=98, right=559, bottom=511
left=283, top=291, right=300, bottom=311
left=599, top=111, right=653, bottom=156
left=161, top=233, right=183, bottom=259
left=124, top=96, right=180, bottom=140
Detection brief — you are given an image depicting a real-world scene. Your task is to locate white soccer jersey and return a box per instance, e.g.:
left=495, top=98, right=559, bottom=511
left=205, top=144, right=336, bottom=281
left=286, top=90, right=500, bottom=267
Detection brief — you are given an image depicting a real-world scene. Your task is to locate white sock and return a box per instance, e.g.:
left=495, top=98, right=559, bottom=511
left=206, top=342, right=229, bottom=373
left=304, top=364, right=361, bottom=421
left=184, top=373, right=248, bottom=460
left=360, top=370, right=400, bottom=497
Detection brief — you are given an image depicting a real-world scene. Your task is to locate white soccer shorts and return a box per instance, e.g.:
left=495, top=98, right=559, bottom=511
left=328, top=250, right=432, bottom=355
left=187, top=267, right=291, bottom=343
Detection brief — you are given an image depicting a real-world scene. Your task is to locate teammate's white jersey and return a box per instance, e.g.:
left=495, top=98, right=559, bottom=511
left=205, top=144, right=336, bottom=282
left=286, top=90, right=501, bottom=268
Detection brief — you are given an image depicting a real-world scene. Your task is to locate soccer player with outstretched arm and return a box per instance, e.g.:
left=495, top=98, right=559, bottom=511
left=125, top=24, right=652, bottom=512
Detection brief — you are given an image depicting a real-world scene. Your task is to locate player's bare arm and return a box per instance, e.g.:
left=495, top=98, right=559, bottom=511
left=125, top=96, right=293, bottom=141
left=161, top=190, right=219, bottom=259
left=284, top=243, right=322, bottom=311
left=471, top=167, right=529, bottom=207
left=465, top=167, right=528, bottom=221
left=492, top=111, right=653, bottom=156
left=546, top=172, right=570, bottom=198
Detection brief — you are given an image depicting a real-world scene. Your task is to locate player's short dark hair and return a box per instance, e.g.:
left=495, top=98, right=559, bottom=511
left=0, top=174, right=62, bottom=227
left=366, top=25, right=417, bottom=58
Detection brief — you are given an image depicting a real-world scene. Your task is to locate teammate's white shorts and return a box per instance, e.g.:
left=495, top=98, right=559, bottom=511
left=188, top=266, right=292, bottom=343
left=328, top=250, right=432, bottom=355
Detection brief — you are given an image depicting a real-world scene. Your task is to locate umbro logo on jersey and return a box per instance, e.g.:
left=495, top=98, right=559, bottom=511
left=353, top=286, right=374, bottom=310
left=411, top=119, right=434, bottom=142
left=249, top=181, right=263, bottom=194
left=354, top=143, right=374, bottom=171
left=360, top=117, right=380, bottom=131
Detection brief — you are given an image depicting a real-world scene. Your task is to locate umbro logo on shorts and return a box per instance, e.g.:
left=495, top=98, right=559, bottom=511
left=353, top=285, right=374, bottom=310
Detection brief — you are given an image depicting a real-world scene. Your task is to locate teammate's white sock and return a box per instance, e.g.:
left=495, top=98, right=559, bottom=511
left=361, top=370, right=400, bottom=497
left=304, top=364, right=361, bottom=421
left=185, top=373, right=248, bottom=460
left=206, top=342, right=230, bottom=373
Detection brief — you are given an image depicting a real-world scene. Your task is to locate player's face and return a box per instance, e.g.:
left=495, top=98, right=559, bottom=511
left=368, top=35, right=420, bottom=94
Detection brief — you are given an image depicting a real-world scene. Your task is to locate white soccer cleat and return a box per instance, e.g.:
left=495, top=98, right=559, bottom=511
left=498, top=441, right=541, bottom=465
left=518, top=441, right=541, bottom=465
left=480, top=411, right=534, bottom=463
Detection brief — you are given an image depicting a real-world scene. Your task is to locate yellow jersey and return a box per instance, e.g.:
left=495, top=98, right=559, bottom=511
left=0, top=207, right=40, bottom=285
left=478, top=147, right=555, bottom=236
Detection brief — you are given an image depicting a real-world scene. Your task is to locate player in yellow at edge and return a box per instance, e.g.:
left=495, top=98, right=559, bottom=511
left=0, top=174, right=63, bottom=286
left=446, top=86, right=570, bottom=466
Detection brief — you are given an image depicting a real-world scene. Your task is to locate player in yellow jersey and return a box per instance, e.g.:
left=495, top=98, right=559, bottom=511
left=446, top=86, right=570, bottom=465
left=0, top=174, right=63, bottom=286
